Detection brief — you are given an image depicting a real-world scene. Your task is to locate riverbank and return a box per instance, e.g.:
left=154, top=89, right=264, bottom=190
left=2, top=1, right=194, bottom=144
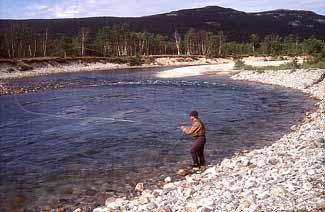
left=0, top=56, right=224, bottom=80
left=0, top=56, right=295, bottom=96
left=93, top=68, right=325, bottom=211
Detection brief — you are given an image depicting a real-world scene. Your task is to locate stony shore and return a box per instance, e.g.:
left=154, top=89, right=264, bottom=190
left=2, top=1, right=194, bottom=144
left=0, top=57, right=223, bottom=80
left=93, top=69, right=325, bottom=212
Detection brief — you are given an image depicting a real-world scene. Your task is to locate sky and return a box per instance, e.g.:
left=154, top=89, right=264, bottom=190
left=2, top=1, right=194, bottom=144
left=0, top=0, right=324, bottom=19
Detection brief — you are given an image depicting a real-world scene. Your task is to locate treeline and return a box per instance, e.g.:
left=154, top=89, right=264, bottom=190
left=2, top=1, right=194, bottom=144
left=0, top=24, right=324, bottom=58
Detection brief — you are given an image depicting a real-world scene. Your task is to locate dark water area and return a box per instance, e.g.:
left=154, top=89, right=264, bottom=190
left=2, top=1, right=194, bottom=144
left=0, top=67, right=317, bottom=211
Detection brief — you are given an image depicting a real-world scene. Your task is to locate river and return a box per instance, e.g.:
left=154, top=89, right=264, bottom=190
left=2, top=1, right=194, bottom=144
left=0, top=67, right=316, bottom=211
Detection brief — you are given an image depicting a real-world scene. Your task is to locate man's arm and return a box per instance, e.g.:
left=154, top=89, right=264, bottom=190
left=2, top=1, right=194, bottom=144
left=179, top=122, right=200, bottom=135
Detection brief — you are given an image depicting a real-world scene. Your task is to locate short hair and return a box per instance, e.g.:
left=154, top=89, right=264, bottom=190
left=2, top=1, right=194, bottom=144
left=189, top=111, right=198, bottom=118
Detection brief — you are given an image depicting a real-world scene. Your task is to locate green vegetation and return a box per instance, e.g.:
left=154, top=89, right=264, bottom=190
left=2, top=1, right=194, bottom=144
left=235, top=55, right=325, bottom=71
left=0, top=24, right=324, bottom=60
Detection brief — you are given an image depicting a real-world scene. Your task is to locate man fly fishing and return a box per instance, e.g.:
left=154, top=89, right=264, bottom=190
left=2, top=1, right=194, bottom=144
left=178, top=111, right=206, bottom=168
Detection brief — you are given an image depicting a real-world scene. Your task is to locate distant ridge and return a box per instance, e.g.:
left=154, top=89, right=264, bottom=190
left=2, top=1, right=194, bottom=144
left=1, top=6, right=324, bottom=41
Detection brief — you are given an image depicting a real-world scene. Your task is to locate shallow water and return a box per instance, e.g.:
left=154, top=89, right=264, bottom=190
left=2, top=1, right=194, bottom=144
left=0, top=67, right=316, bottom=211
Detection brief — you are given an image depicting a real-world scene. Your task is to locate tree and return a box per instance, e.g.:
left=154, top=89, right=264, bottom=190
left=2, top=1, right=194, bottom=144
left=174, top=30, right=181, bottom=55
left=80, top=27, right=89, bottom=56
left=302, top=36, right=323, bottom=55
left=249, top=34, right=260, bottom=55
left=218, top=31, right=226, bottom=56
left=42, top=28, right=48, bottom=57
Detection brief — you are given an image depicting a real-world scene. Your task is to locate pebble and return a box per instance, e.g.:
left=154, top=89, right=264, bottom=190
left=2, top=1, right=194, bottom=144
left=93, top=69, right=325, bottom=212
left=177, top=169, right=188, bottom=176
left=135, top=183, right=144, bottom=192
left=164, top=176, right=172, bottom=183
left=302, top=182, right=313, bottom=191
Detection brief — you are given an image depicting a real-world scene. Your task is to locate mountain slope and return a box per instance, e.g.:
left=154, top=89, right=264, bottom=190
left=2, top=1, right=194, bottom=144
left=0, top=6, right=324, bottom=41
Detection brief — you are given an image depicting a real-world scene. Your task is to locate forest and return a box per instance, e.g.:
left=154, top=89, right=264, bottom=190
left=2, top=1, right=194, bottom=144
left=0, top=24, right=324, bottom=59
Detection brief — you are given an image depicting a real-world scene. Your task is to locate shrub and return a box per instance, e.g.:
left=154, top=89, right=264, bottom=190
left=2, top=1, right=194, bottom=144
left=129, top=56, right=144, bottom=66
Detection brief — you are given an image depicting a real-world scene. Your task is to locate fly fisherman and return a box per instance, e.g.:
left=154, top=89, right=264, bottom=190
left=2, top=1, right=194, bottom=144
left=178, top=111, right=206, bottom=168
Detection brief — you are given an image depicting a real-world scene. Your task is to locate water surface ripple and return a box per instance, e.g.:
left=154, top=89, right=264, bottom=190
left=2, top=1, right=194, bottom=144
left=0, top=68, right=316, bottom=211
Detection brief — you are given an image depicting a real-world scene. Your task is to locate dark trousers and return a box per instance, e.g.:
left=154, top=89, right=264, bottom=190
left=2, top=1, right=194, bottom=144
left=190, top=136, right=206, bottom=165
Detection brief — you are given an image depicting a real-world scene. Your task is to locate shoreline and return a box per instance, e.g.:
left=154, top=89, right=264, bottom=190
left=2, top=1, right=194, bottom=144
left=93, top=67, right=324, bottom=211
left=0, top=56, right=294, bottom=96
left=0, top=56, right=227, bottom=81
left=1, top=58, right=323, bottom=211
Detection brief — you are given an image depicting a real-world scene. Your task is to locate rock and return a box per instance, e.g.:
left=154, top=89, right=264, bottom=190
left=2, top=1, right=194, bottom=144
left=306, top=169, right=315, bottom=175
left=185, top=176, right=195, bottom=183
left=152, top=189, right=162, bottom=197
left=247, top=204, right=258, bottom=212
left=163, top=183, right=176, bottom=190
left=199, top=197, right=215, bottom=207
left=241, top=158, right=251, bottom=167
left=164, top=176, right=172, bottom=183
left=255, top=159, right=266, bottom=167
left=184, top=188, right=194, bottom=197
left=221, top=159, right=235, bottom=169
left=200, top=207, right=212, bottom=212
left=177, top=169, right=188, bottom=176
left=316, top=199, right=325, bottom=209
left=135, top=183, right=144, bottom=192
left=141, top=190, right=153, bottom=198
left=139, top=196, right=149, bottom=204
left=303, top=182, right=313, bottom=190
left=93, top=207, right=108, bottom=212
left=203, top=166, right=217, bottom=175
left=223, top=191, right=234, bottom=203
left=268, top=158, right=279, bottom=165
left=256, top=190, right=270, bottom=199
left=237, top=200, right=251, bottom=211
left=157, top=206, right=172, bottom=212
left=271, top=186, right=287, bottom=197
left=147, top=202, right=158, bottom=210
left=105, top=197, right=125, bottom=209
left=105, top=197, right=116, bottom=207
left=244, top=179, right=256, bottom=189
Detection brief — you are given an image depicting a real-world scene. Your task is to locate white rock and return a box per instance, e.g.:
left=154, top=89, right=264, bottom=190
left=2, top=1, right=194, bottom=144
left=93, top=207, right=108, bottom=212
left=244, top=180, right=256, bottom=189
left=164, top=176, right=172, bottom=183
left=163, top=183, right=176, bottom=190
left=303, top=182, right=313, bottom=190
left=142, top=189, right=153, bottom=198
left=199, top=197, right=215, bottom=207
left=105, top=198, right=124, bottom=208
left=135, top=183, right=144, bottom=192
left=147, top=202, right=158, bottom=210
left=271, top=186, right=287, bottom=197
left=316, top=199, right=325, bottom=208
left=204, top=166, right=217, bottom=176
left=237, top=200, right=251, bottom=211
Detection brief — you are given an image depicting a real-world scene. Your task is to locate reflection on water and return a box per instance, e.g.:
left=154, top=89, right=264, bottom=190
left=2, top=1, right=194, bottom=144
left=0, top=68, right=316, bottom=211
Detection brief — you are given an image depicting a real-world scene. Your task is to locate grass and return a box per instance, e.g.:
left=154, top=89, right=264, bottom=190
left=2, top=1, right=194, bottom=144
left=234, top=57, right=325, bottom=72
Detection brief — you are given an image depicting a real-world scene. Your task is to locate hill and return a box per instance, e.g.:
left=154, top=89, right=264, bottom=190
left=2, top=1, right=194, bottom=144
left=1, top=6, right=325, bottom=41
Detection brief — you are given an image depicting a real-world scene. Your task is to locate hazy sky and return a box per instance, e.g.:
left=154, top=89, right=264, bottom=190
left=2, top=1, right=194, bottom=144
left=1, top=0, right=324, bottom=19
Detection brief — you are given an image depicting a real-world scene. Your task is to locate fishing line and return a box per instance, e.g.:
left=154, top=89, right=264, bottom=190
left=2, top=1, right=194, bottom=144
left=13, top=94, right=136, bottom=123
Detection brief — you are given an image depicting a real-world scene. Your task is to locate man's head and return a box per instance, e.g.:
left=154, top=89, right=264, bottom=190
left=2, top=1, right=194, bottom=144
left=189, top=111, right=198, bottom=121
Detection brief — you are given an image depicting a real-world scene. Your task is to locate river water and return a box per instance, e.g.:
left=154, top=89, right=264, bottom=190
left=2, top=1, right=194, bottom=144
left=0, top=67, right=316, bottom=211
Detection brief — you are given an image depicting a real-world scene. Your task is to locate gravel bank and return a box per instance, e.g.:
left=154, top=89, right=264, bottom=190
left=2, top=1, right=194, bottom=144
left=0, top=57, right=221, bottom=80
left=93, top=69, right=325, bottom=212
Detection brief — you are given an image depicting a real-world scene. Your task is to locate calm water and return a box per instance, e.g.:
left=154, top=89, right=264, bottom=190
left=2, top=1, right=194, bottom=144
left=0, top=68, right=316, bottom=211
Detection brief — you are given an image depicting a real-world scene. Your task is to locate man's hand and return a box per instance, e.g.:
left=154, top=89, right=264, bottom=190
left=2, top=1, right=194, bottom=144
left=177, top=125, right=186, bottom=131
